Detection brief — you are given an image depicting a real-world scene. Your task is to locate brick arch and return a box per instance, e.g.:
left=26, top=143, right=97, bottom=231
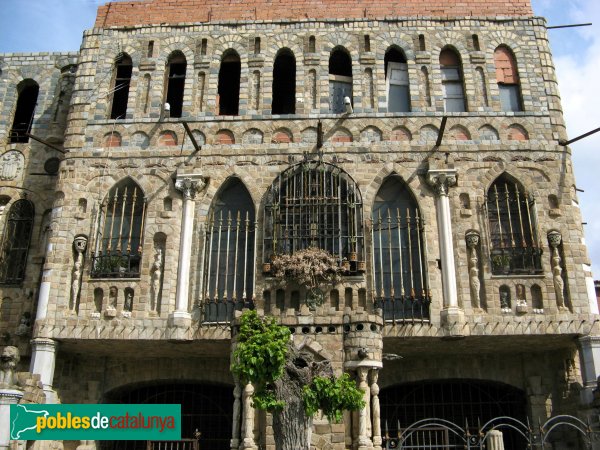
left=94, top=124, right=128, bottom=147
left=199, top=166, right=263, bottom=215
left=480, top=166, right=545, bottom=196
left=429, top=32, right=470, bottom=62
left=265, top=34, right=303, bottom=61
left=211, top=35, right=248, bottom=62
left=361, top=164, right=427, bottom=219
left=154, top=39, right=195, bottom=68
left=375, top=34, right=416, bottom=61
left=322, top=32, right=360, bottom=57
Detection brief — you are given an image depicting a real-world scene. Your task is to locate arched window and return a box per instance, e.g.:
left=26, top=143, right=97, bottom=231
left=264, top=161, right=364, bottom=272
left=494, top=46, right=522, bottom=112
left=486, top=174, right=541, bottom=275
left=372, top=176, right=429, bottom=321
left=0, top=200, right=34, bottom=284
left=272, top=49, right=296, bottom=114
left=92, top=179, right=146, bottom=278
left=440, top=48, right=466, bottom=112
left=385, top=47, right=410, bottom=112
left=201, top=178, right=255, bottom=322
left=10, top=80, right=39, bottom=143
left=109, top=54, right=132, bottom=119
left=329, top=47, right=353, bottom=113
left=165, top=51, right=186, bottom=118
left=218, top=50, right=241, bottom=115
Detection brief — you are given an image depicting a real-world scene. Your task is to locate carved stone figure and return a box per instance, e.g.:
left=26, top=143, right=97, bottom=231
left=150, top=248, right=163, bottom=313
left=548, top=231, right=566, bottom=310
left=0, top=151, right=25, bottom=181
left=15, top=312, right=32, bottom=336
left=0, top=345, right=20, bottom=386
left=109, top=286, right=118, bottom=307
left=70, top=236, right=88, bottom=312
left=466, top=232, right=481, bottom=309
left=124, top=290, right=133, bottom=312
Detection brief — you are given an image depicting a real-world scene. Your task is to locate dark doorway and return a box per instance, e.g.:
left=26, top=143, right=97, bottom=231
left=110, top=54, right=132, bottom=119
left=10, top=80, right=39, bottom=143
left=166, top=52, right=187, bottom=118
left=380, top=379, right=527, bottom=450
left=101, top=382, right=233, bottom=450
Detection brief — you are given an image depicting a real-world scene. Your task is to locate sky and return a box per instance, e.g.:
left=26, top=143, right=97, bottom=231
left=0, top=0, right=599, bottom=275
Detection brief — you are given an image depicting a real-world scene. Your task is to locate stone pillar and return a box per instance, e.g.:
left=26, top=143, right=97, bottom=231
left=370, top=369, right=382, bottom=450
left=465, top=231, right=481, bottom=309
left=0, top=389, right=24, bottom=450
left=357, top=367, right=372, bottom=449
left=171, top=176, right=205, bottom=325
left=242, top=382, right=256, bottom=449
left=29, top=338, right=58, bottom=403
left=486, top=430, right=505, bottom=450
left=231, top=380, right=242, bottom=450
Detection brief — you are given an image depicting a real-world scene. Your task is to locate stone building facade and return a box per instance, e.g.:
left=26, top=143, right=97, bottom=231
left=1, top=0, right=600, bottom=449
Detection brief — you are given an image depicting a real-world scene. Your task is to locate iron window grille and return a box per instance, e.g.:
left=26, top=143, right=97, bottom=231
left=92, top=180, right=146, bottom=278
left=0, top=199, right=34, bottom=284
left=371, top=177, right=430, bottom=321
left=263, top=160, right=364, bottom=273
left=201, top=211, right=256, bottom=323
left=485, top=177, right=542, bottom=275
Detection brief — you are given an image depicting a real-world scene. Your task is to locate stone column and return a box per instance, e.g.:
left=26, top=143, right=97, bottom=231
left=231, top=380, right=242, bottom=450
left=242, top=382, right=256, bottom=449
left=171, top=176, right=205, bottom=325
left=578, top=336, right=600, bottom=404
left=0, top=389, right=24, bottom=450
left=486, top=430, right=505, bottom=450
left=357, top=367, right=372, bottom=449
left=370, top=369, right=382, bottom=450
left=29, top=338, right=58, bottom=403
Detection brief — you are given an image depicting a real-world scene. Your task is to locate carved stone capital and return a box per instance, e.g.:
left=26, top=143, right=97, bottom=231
left=426, top=169, right=457, bottom=197
left=73, top=234, right=88, bottom=254
left=548, top=230, right=562, bottom=248
left=175, top=176, right=206, bottom=200
left=465, top=231, right=480, bottom=249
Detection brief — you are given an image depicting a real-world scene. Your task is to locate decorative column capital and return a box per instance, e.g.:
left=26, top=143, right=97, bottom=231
left=175, top=176, right=206, bottom=200
left=426, top=169, right=457, bottom=197
left=465, top=231, right=480, bottom=249
left=73, top=234, right=88, bottom=254
left=548, top=230, right=562, bottom=248
left=30, top=338, right=58, bottom=352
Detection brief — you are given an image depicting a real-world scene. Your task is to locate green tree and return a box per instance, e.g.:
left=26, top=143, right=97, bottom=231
left=232, top=310, right=364, bottom=450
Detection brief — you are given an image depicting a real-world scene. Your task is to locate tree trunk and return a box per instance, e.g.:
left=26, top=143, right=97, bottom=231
left=272, top=344, right=333, bottom=450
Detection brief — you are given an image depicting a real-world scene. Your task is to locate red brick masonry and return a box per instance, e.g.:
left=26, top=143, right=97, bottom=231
left=95, top=0, right=533, bottom=28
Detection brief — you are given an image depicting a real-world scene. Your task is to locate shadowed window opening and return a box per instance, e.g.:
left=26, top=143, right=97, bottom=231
left=0, top=200, right=34, bottom=284
left=110, top=54, right=132, bottom=119
left=218, top=51, right=241, bottom=115
left=272, top=49, right=296, bottom=114
left=440, top=47, right=466, bottom=112
left=165, top=52, right=186, bottom=118
left=329, top=48, right=352, bottom=113
left=10, top=80, right=39, bottom=143
left=385, top=48, right=410, bottom=112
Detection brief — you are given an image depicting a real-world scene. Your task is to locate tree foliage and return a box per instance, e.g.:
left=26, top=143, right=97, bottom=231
left=232, top=310, right=364, bottom=419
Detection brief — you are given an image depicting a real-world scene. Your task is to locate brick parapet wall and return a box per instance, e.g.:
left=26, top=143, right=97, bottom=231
left=94, top=0, right=533, bottom=28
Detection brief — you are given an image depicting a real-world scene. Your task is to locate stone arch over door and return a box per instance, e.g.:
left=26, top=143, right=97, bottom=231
left=101, top=381, right=234, bottom=450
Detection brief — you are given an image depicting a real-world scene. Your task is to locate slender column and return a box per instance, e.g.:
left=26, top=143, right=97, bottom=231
left=486, top=430, right=505, bottom=450
left=370, top=369, right=382, bottom=450
left=0, top=389, right=24, bottom=450
left=466, top=232, right=481, bottom=309
left=172, top=176, right=205, bottom=320
left=29, top=338, right=58, bottom=403
left=426, top=169, right=458, bottom=308
left=242, top=382, right=256, bottom=449
left=231, top=379, right=242, bottom=450
left=357, top=367, right=372, bottom=449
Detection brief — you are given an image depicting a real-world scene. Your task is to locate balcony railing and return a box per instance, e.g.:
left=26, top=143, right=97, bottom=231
left=199, top=297, right=254, bottom=324
left=490, top=246, right=543, bottom=275
left=376, top=295, right=431, bottom=322
left=91, top=252, right=141, bottom=278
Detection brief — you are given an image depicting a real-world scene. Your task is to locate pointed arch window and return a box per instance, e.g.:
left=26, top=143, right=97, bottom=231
left=485, top=175, right=542, bottom=275
left=329, top=47, right=353, bottom=113
left=218, top=50, right=241, bottom=115
left=92, top=179, right=146, bottom=278
left=272, top=49, right=296, bottom=115
left=440, top=48, right=466, bottom=112
left=385, top=47, right=410, bottom=112
left=372, top=177, right=430, bottom=321
left=264, top=161, right=364, bottom=272
left=109, top=54, right=132, bottom=119
left=201, top=178, right=255, bottom=322
left=10, top=80, right=39, bottom=143
left=494, top=46, right=522, bottom=112
left=165, top=51, right=186, bottom=118
left=0, top=200, right=34, bottom=284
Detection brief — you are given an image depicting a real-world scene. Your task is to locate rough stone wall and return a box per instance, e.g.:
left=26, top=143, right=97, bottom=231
left=94, top=0, right=533, bottom=28
left=0, top=52, right=77, bottom=356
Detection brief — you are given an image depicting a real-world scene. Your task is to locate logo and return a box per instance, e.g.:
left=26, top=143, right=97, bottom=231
left=10, top=404, right=181, bottom=440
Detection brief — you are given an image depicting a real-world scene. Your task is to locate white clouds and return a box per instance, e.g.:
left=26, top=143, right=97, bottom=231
left=549, top=0, right=600, bottom=276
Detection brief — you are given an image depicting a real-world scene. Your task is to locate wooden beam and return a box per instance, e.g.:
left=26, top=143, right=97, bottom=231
left=181, top=122, right=201, bottom=152
left=435, top=116, right=448, bottom=147
left=26, top=133, right=66, bottom=154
